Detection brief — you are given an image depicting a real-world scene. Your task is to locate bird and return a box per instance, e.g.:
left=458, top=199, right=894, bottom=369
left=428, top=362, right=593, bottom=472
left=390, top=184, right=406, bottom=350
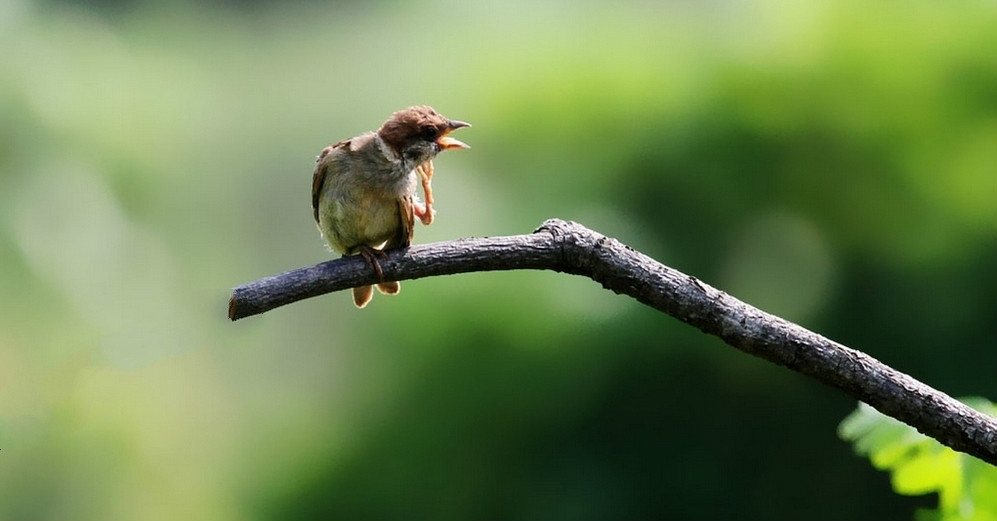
left=311, top=106, right=471, bottom=308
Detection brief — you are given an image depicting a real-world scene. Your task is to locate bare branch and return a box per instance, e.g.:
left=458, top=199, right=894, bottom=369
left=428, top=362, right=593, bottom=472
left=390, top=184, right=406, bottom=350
left=228, top=218, right=997, bottom=465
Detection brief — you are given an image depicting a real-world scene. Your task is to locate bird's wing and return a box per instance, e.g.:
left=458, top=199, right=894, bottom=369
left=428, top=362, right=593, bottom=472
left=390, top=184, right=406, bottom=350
left=311, top=138, right=351, bottom=223
left=385, top=194, right=415, bottom=250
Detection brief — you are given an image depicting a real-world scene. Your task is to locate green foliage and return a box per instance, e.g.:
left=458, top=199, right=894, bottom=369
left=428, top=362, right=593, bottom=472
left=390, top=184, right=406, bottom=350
left=839, top=399, right=997, bottom=521
left=0, top=0, right=994, bottom=519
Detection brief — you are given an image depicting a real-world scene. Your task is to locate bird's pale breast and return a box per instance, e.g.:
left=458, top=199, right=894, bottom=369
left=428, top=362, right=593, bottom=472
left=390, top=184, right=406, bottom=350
left=315, top=134, right=417, bottom=255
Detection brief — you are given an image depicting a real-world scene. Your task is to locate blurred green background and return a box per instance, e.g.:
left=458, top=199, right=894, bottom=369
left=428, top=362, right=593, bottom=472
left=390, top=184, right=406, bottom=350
left=1, top=0, right=995, bottom=519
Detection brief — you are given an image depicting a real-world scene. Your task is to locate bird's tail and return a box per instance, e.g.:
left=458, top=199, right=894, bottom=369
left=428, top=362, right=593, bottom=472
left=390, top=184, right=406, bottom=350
left=377, top=281, right=400, bottom=295
left=353, top=285, right=374, bottom=308
left=352, top=281, right=400, bottom=308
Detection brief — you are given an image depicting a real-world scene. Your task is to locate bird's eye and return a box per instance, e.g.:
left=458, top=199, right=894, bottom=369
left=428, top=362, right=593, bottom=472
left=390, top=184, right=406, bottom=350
left=420, top=127, right=439, bottom=141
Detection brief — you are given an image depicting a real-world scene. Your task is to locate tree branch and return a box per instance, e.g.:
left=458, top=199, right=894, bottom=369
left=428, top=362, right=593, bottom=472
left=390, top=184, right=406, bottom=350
left=228, top=218, right=997, bottom=465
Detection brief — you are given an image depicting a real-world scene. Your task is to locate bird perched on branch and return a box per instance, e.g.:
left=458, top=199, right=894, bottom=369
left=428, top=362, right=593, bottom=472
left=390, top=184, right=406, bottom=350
left=312, top=106, right=471, bottom=308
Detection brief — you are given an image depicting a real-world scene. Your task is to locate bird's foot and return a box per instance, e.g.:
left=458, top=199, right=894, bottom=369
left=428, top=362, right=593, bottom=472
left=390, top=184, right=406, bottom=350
left=416, top=161, right=435, bottom=225
left=417, top=160, right=434, bottom=182
left=357, top=245, right=388, bottom=280
left=414, top=201, right=435, bottom=226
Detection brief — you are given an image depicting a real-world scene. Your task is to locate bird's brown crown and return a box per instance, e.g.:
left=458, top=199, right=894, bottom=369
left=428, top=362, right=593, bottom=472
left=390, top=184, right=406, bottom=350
left=377, top=106, right=452, bottom=153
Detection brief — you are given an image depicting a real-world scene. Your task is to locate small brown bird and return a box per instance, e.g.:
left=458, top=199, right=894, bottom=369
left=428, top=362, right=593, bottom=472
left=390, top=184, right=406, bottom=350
left=312, top=106, right=470, bottom=308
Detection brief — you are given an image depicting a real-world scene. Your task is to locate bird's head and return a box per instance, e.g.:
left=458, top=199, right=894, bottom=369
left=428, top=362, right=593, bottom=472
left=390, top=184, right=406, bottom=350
left=377, top=106, right=471, bottom=165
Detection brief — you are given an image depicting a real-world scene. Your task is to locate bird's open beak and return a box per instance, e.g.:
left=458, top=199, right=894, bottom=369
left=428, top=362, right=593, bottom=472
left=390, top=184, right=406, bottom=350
left=437, top=120, right=471, bottom=150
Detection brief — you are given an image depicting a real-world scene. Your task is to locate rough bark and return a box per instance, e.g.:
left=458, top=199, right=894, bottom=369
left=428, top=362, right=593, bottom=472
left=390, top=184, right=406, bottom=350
left=228, top=218, right=997, bottom=465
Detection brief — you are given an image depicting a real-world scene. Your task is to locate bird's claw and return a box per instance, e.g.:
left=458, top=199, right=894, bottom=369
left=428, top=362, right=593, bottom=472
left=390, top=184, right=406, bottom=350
left=416, top=161, right=435, bottom=225
left=357, top=245, right=387, bottom=280
left=416, top=160, right=434, bottom=182
left=414, top=202, right=436, bottom=226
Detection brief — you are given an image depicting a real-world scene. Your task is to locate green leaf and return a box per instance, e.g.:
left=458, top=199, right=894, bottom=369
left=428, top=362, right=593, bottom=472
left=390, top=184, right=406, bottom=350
left=839, top=398, right=997, bottom=521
